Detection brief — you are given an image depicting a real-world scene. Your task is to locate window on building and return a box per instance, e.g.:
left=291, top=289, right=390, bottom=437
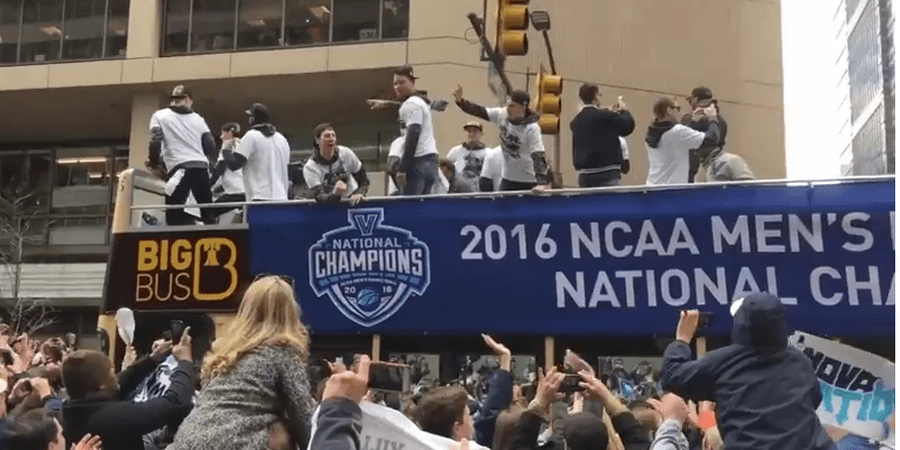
left=332, top=0, right=379, bottom=43
left=0, top=0, right=21, bottom=64
left=62, top=0, right=105, bottom=60
left=164, top=0, right=191, bottom=54
left=105, top=0, right=129, bottom=57
left=237, top=0, right=282, bottom=49
left=0, top=152, right=26, bottom=196
left=20, top=0, right=64, bottom=63
left=192, top=0, right=237, bottom=52
left=284, top=0, right=330, bottom=46
left=381, top=0, right=407, bottom=39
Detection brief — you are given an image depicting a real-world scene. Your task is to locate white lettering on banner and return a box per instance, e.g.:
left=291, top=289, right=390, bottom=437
left=756, top=214, right=786, bottom=253
left=556, top=266, right=893, bottom=309
left=711, top=215, right=751, bottom=253
left=788, top=332, right=895, bottom=442
left=606, top=221, right=632, bottom=258
left=635, top=220, right=666, bottom=257
left=842, top=213, right=873, bottom=252
left=789, top=214, right=824, bottom=252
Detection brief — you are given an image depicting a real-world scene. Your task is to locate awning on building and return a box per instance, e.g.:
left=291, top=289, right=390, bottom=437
left=0, top=263, right=106, bottom=308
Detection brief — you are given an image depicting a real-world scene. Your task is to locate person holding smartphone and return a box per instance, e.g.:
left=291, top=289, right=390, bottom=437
left=570, top=83, right=636, bottom=188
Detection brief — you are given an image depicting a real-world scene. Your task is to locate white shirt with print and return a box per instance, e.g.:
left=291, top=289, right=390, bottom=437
left=149, top=107, right=211, bottom=170
left=303, top=146, right=363, bottom=199
left=485, top=107, right=546, bottom=183
left=447, top=144, right=488, bottom=185
left=645, top=124, right=706, bottom=185
left=398, top=96, right=439, bottom=158
left=235, top=128, right=291, bottom=201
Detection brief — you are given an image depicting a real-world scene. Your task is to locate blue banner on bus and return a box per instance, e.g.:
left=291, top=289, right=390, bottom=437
left=247, top=180, right=895, bottom=337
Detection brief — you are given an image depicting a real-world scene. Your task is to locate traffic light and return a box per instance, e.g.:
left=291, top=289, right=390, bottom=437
left=536, top=70, right=562, bottom=134
left=498, top=0, right=529, bottom=56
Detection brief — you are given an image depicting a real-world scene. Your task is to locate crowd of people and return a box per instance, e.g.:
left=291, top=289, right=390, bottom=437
left=2, top=277, right=888, bottom=450
left=143, top=66, right=755, bottom=225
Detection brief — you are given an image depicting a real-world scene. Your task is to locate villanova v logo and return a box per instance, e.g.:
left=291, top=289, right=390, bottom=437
left=308, top=208, right=431, bottom=327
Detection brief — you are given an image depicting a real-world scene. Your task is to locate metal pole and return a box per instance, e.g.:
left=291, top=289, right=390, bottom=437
left=554, top=133, right=562, bottom=184
left=372, top=334, right=382, bottom=361
left=541, top=29, right=556, bottom=75
left=544, top=336, right=554, bottom=372
left=467, top=13, right=513, bottom=96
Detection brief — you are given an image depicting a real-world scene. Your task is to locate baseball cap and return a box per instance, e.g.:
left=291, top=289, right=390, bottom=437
left=393, top=66, right=418, bottom=81
left=170, top=85, right=192, bottom=99
left=510, top=90, right=530, bottom=107
left=690, top=86, right=713, bottom=102
left=245, top=103, right=271, bottom=123
left=463, top=121, right=483, bottom=131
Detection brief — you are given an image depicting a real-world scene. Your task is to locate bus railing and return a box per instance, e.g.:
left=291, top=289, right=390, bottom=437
left=116, top=168, right=895, bottom=231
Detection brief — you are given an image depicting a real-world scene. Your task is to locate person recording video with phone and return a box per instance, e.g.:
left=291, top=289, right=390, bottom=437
left=570, top=83, right=636, bottom=188
left=681, top=86, right=753, bottom=182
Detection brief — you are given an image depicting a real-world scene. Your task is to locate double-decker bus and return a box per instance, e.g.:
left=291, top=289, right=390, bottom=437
left=99, top=169, right=895, bottom=381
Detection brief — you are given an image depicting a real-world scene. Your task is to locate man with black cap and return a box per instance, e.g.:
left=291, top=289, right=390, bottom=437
left=147, top=85, right=217, bottom=225
left=390, top=66, right=440, bottom=196
left=220, top=103, right=291, bottom=201
left=446, top=121, right=488, bottom=189
left=681, top=86, right=730, bottom=183
left=452, top=85, right=551, bottom=192
left=660, top=295, right=835, bottom=450
left=570, top=83, right=635, bottom=187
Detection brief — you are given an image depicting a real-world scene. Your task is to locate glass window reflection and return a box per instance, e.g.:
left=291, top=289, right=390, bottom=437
left=62, top=0, right=105, bottom=60
left=21, top=0, right=64, bottom=63
left=381, top=0, right=407, bottom=39
left=0, top=0, right=21, bottom=64
left=106, top=0, right=129, bottom=57
left=192, top=0, right=236, bottom=52
left=237, top=0, right=282, bottom=49
left=285, top=0, right=330, bottom=46
left=332, top=0, right=379, bottom=43
left=164, top=0, right=191, bottom=54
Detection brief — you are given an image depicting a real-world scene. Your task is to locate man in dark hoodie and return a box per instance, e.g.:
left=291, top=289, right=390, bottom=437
left=660, top=294, right=835, bottom=450
left=147, top=85, right=217, bottom=225
left=645, top=97, right=720, bottom=185
left=570, top=83, right=636, bottom=187
left=681, top=87, right=728, bottom=183
left=61, top=330, right=196, bottom=450
left=453, top=85, right=551, bottom=192
left=220, top=103, right=291, bottom=201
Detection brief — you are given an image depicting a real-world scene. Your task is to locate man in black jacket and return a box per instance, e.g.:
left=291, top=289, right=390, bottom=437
left=660, top=294, right=835, bottom=450
left=570, top=83, right=635, bottom=187
left=681, top=86, right=729, bottom=183
left=61, top=330, right=196, bottom=450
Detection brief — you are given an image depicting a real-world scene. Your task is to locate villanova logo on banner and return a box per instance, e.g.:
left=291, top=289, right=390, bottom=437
left=308, top=208, right=431, bottom=327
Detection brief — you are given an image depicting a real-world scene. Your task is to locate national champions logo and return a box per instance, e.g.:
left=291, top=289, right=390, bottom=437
left=308, top=208, right=431, bottom=327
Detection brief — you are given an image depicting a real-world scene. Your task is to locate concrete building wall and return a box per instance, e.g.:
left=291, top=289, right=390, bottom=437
left=0, top=0, right=785, bottom=187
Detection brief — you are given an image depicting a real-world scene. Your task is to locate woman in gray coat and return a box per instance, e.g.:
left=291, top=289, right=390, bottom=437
left=170, top=276, right=315, bottom=450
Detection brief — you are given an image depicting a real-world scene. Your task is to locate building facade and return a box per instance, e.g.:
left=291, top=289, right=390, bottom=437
left=833, top=0, right=895, bottom=175
left=0, top=0, right=784, bottom=326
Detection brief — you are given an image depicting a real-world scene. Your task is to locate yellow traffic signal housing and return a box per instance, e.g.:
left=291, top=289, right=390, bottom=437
left=498, top=0, right=529, bottom=56
left=536, top=72, right=563, bottom=134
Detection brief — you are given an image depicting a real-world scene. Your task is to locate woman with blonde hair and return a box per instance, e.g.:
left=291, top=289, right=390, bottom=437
left=170, top=276, right=315, bottom=450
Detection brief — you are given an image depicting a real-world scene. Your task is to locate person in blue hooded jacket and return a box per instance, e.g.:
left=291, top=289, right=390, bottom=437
left=660, top=292, right=835, bottom=450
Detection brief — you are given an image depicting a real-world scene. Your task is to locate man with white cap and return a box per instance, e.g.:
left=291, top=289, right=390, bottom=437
left=446, top=122, right=488, bottom=190
left=147, top=85, right=217, bottom=225
left=660, top=293, right=835, bottom=450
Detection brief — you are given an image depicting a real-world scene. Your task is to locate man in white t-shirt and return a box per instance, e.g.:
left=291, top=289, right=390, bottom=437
left=446, top=122, right=488, bottom=189
left=387, top=136, right=449, bottom=196
left=147, top=85, right=217, bottom=225
left=389, top=66, right=440, bottom=196
left=303, top=123, right=370, bottom=205
left=220, top=103, right=290, bottom=201
left=477, top=146, right=504, bottom=192
left=453, top=86, right=551, bottom=192
left=644, top=97, right=720, bottom=185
